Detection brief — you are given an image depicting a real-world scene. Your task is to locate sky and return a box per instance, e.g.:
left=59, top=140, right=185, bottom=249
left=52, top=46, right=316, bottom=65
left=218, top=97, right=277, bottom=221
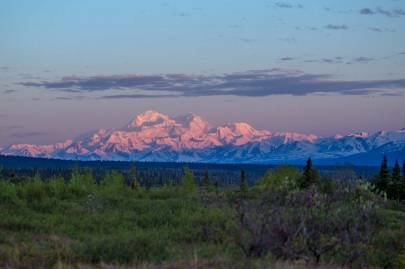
left=0, top=0, right=405, bottom=146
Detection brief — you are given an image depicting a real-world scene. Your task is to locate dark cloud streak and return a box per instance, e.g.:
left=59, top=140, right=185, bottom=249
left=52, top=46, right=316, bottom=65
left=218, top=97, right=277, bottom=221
left=20, top=70, right=405, bottom=99
left=360, top=7, right=405, bottom=17
left=325, top=24, right=349, bottom=30
left=274, top=2, right=303, bottom=9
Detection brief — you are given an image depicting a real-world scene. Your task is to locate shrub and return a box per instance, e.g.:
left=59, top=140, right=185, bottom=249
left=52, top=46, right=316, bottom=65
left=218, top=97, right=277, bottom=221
left=69, top=168, right=96, bottom=195
left=255, top=165, right=300, bottom=191
left=76, top=232, right=170, bottom=264
left=48, top=175, right=70, bottom=199
left=19, top=173, right=48, bottom=204
left=0, top=180, right=20, bottom=206
left=179, top=167, right=197, bottom=197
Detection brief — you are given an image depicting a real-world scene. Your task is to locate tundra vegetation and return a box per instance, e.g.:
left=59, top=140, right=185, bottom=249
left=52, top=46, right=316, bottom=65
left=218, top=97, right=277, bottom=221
left=0, top=157, right=404, bottom=269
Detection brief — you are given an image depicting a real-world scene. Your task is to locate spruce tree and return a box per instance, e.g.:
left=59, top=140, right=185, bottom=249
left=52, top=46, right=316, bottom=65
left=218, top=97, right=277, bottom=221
left=376, top=156, right=389, bottom=194
left=240, top=169, right=247, bottom=194
left=129, top=165, right=140, bottom=190
left=392, top=161, right=400, bottom=179
left=300, top=158, right=317, bottom=188
left=388, top=160, right=401, bottom=200
left=203, top=168, right=210, bottom=187
left=400, top=161, right=405, bottom=201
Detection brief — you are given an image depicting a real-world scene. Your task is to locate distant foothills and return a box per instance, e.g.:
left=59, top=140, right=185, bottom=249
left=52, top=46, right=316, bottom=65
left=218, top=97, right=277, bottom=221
left=1, top=111, right=404, bottom=165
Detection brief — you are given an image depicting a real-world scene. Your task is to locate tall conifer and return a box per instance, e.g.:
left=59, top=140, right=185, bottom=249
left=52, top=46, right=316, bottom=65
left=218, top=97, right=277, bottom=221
left=300, top=158, right=317, bottom=188
left=203, top=168, right=210, bottom=187
left=240, top=169, right=247, bottom=194
left=376, top=156, right=389, bottom=193
left=388, top=160, right=401, bottom=199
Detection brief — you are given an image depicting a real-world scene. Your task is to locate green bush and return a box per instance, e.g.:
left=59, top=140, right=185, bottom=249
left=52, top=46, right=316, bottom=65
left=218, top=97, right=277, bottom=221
left=48, top=175, right=70, bottom=199
left=0, top=180, right=20, bottom=206
left=18, top=173, right=48, bottom=204
left=179, top=167, right=197, bottom=197
left=69, top=168, right=96, bottom=196
left=99, top=170, right=127, bottom=198
left=76, top=232, right=171, bottom=264
left=0, top=165, right=404, bottom=268
left=255, top=165, right=300, bottom=191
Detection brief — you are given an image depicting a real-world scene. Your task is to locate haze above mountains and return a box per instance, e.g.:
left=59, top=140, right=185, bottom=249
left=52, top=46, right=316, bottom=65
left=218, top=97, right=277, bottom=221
left=1, top=111, right=404, bottom=165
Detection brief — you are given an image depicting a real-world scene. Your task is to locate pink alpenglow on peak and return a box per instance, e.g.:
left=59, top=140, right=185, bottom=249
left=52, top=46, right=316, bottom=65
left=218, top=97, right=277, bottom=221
left=126, top=110, right=175, bottom=129
left=175, top=113, right=211, bottom=132
left=1, top=110, right=405, bottom=164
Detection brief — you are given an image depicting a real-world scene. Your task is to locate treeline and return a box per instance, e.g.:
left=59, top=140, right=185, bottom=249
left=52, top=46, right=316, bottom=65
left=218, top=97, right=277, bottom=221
left=0, top=154, right=379, bottom=186
left=0, top=158, right=404, bottom=268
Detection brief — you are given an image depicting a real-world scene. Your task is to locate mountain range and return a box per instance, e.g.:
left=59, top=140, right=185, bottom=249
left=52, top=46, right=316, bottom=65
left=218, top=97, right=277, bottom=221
left=1, top=110, right=404, bottom=165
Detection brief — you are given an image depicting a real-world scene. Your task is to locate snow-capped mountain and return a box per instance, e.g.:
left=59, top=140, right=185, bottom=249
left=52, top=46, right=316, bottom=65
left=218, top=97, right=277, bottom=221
left=1, top=111, right=404, bottom=165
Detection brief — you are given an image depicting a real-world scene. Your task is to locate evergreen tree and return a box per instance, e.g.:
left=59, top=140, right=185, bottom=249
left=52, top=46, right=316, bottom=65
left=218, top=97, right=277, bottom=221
left=180, top=167, right=197, bottom=197
left=403, top=161, right=405, bottom=180
left=214, top=181, right=219, bottom=192
left=392, top=161, right=401, bottom=180
left=129, top=165, right=140, bottom=190
left=129, top=165, right=137, bottom=181
left=299, top=158, right=318, bottom=188
left=375, top=156, right=389, bottom=194
left=145, top=179, right=152, bottom=190
left=400, top=161, right=405, bottom=201
left=240, top=169, right=247, bottom=194
left=131, top=178, right=141, bottom=191
left=388, top=160, right=401, bottom=200
left=203, top=168, right=210, bottom=187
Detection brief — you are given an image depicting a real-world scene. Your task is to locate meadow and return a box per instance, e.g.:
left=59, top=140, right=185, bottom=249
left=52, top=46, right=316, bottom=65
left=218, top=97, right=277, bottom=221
left=0, top=160, right=404, bottom=269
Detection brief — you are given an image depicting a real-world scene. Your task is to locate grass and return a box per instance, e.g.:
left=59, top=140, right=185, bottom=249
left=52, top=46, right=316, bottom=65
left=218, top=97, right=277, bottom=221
left=0, top=167, right=404, bottom=268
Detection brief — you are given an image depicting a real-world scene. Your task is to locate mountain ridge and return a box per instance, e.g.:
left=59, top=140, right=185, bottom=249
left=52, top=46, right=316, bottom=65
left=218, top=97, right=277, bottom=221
left=1, top=110, right=404, bottom=165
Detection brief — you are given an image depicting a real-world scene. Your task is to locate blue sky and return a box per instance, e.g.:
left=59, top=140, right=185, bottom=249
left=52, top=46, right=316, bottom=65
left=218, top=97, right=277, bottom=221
left=1, top=0, right=405, bottom=146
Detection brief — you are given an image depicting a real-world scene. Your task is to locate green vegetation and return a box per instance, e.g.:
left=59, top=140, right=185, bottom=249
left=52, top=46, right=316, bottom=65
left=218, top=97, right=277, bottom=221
left=373, top=156, right=405, bottom=201
left=0, top=159, right=404, bottom=268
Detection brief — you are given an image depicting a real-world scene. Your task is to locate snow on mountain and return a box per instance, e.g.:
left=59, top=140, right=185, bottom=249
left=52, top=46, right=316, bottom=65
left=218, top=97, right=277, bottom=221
left=126, top=110, right=176, bottom=129
left=1, top=111, right=404, bottom=164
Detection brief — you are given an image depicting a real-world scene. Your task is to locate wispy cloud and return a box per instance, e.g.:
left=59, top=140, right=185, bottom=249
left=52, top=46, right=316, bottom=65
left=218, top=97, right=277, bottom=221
left=352, top=57, right=375, bottom=63
left=321, top=57, right=343, bottom=64
left=274, top=2, right=303, bottom=9
left=360, top=7, right=405, bottom=18
left=325, top=24, right=349, bottom=30
left=100, top=94, right=178, bottom=99
left=367, top=27, right=395, bottom=33
left=20, top=69, right=405, bottom=99
left=239, top=38, right=256, bottom=43
left=3, top=89, right=17, bottom=94
left=303, top=56, right=379, bottom=65
left=280, top=57, right=296, bottom=61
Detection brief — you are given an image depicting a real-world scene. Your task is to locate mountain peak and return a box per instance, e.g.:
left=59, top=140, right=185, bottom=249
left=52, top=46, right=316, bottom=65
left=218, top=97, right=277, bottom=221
left=2, top=111, right=404, bottom=164
left=127, top=110, right=173, bottom=128
left=231, top=122, right=256, bottom=135
left=175, top=112, right=210, bottom=130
